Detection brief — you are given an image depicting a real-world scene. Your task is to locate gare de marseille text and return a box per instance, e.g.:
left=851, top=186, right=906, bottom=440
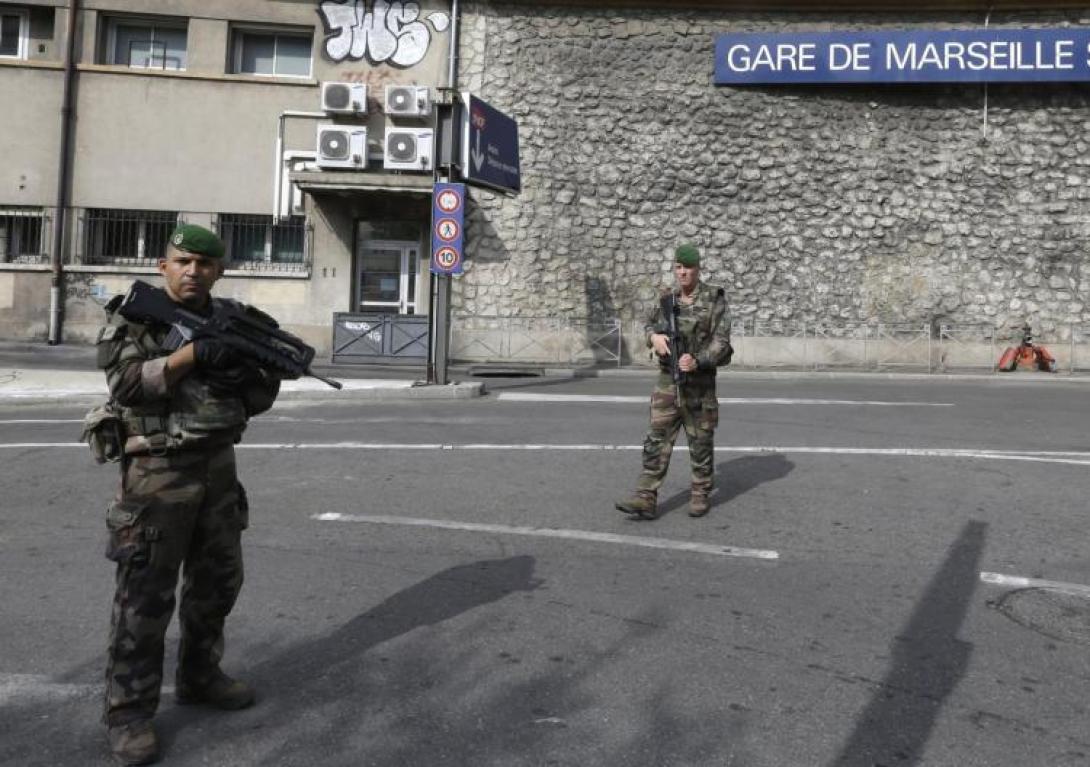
left=724, top=38, right=1085, bottom=74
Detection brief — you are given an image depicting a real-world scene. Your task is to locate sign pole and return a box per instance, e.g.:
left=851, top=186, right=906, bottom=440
left=434, top=273, right=451, bottom=385
left=430, top=93, right=466, bottom=386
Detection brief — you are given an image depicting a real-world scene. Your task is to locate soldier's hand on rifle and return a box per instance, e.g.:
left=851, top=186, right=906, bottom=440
left=193, top=338, right=237, bottom=369
left=202, top=365, right=253, bottom=395
left=650, top=333, right=671, bottom=357
left=679, top=353, right=698, bottom=373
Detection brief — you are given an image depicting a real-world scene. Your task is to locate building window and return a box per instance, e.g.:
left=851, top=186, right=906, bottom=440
left=82, top=208, right=178, bottom=265
left=104, top=16, right=187, bottom=70
left=0, top=8, right=29, bottom=59
left=0, top=206, right=48, bottom=264
left=231, top=27, right=312, bottom=77
left=218, top=214, right=308, bottom=272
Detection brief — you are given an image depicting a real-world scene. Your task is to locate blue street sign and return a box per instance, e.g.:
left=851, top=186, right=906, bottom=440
left=431, top=182, right=465, bottom=276
left=715, top=28, right=1090, bottom=85
left=462, top=94, right=521, bottom=194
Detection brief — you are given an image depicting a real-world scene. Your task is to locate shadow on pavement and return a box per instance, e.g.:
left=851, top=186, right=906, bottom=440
left=830, top=519, right=987, bottom=766
left=657, top=453, right=795, bottom=517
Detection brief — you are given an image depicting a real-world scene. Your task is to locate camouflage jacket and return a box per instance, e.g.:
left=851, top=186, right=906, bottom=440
left=644, top=281, right=732, bottom=374
left=95, top=294, right=281, bottom=453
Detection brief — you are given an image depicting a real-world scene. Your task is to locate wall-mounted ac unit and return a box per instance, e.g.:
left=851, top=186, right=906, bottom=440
left=384, top=127, right=434, bottom=171
left=384, top=85, right=431, bottom=117
left=317, top=126, right=367, bottom=169
left=322, top=82, right=367, bottom=114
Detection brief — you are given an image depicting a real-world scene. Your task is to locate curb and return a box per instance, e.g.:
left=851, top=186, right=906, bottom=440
left=0, top=382, right=485, bottom=405
left=538, top=366, right=1090, bottom=383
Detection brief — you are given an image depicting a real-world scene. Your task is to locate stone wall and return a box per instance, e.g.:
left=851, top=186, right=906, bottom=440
left=454, top=4, right=1090, bottom=351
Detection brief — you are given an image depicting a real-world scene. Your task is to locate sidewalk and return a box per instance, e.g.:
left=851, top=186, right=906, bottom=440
left=0, top=342, right=482, bottom=403
left=1, top=341, right=1087, bottom=404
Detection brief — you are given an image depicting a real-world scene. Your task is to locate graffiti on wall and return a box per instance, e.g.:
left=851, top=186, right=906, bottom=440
left=319, top=1, right=450, bottom=68
left=64, top=274, right=112, bottom=305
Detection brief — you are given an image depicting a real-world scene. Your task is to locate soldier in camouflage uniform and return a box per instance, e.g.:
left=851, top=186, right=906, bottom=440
left=616, top=244, right=732, bottom=520
left=96, top=224, right=280, bottom=765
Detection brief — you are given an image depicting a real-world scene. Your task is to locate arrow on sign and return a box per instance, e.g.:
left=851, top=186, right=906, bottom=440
left=471, top=131, right=484, bottom=172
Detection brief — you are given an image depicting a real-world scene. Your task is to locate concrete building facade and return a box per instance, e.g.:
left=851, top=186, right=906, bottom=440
left=3, top=1, right=1090, bottom=369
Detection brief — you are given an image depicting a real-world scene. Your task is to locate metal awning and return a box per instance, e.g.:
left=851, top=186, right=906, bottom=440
left=291, top=170, right=433, bottom=196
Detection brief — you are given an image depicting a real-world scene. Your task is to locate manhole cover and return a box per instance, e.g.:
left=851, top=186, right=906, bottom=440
left=991, top=588, right=1090, bottom=646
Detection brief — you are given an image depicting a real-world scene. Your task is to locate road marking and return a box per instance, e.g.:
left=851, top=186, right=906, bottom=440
left=497, top=393, right=954, bottom=406
left=980, top=572, right=1090, bottom=598
left=0, top=419, right=82, bottom=424
left=313, top=513, right=779, bottom=560
left=0, top=674, right=97, bottom=704
left=0, top=674, right=178, bottom=705
left=4, top=442, right=1090, bottom=466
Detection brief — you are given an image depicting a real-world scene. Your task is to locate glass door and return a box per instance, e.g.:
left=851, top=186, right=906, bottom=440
left=356, top=239, right=420, bottom=314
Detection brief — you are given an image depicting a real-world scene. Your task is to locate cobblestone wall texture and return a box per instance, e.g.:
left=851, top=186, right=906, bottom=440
left=454, top=4, right=1090, bottom=341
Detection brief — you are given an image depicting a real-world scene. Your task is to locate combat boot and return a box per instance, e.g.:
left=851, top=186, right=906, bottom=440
left=689, top=487, right=711, bottom=517
left=615, top=489, right=657, bottom=520
left=107, top=719, right=159, bottom=766
left=176, top=668, right=255, bottom=710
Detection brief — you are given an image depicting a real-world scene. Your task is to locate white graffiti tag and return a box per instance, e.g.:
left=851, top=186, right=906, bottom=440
left=320, top=0, right=451, bottom=67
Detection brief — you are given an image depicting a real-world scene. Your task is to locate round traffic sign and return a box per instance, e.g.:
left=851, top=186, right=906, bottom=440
left=435, top=217, right=461, bottom=242
left=436, top=188, right=462, bottom=213
left=434, top=246, right=460, bottom=270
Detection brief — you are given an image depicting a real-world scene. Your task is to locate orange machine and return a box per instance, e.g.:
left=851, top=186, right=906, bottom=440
left=997, top=323, right=1057, bottom=372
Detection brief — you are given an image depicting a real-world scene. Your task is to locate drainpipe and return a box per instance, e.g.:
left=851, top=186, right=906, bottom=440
left=447, top=0, right=459, bottom=88
left=49, top=0, right=79, bottom=345
left=273, top=110, right=327, bottom=224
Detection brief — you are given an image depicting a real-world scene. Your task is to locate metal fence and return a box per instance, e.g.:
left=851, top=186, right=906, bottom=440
left=729, top=319, right=933, bottom=371
left=451, top=315, right=623, bottom=366
left=452, top=314, right=1090, bottom=373
left=938, top=323, right=1090, bottom=373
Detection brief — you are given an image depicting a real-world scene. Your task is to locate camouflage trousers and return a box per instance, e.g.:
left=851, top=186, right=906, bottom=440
left=103, top=442, right=247, bottom=726
left=635, top=372, right=719, bottom=493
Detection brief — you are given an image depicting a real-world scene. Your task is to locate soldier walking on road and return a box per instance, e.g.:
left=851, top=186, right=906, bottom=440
left=94, top=224, right=281, bottom=765
left=615, top=244, right=733, bottom=520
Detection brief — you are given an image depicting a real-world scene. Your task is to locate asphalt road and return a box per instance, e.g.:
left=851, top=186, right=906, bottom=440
left=1, top=373, right=1088, bottom=766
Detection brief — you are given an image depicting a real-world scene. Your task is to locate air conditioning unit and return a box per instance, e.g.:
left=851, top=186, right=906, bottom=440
left=384, top=85, right=431, bottom=117
left=321, top=82, right=367, bottom=114
left=384, top=127, right=434, bottom=171
left=316, top=126, right=368, bottom=169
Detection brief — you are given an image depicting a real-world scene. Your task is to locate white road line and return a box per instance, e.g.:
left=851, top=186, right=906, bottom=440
left=0, top=675, right=97, bottom=705
left=4, top=442, right=1090, bottom=466
left=313, top=513, right=779, bottom=560
left=0, top=419, right=82, bottom=424
left=980, top=571, right=1090, bottom=598
left=497, top=393, right=954, bottom=406
left=0, top=674, right=177, bottom=705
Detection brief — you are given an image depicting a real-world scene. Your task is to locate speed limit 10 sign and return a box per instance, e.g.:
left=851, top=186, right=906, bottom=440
left=431, top=182, right=465, bottom=275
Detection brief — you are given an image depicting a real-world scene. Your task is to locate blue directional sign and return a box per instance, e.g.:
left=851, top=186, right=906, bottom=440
left=716, top=28, right=1090, bottom=85
left=431, top=182, right=465, bottom=276
left=462, top=94, right=521, bottom=194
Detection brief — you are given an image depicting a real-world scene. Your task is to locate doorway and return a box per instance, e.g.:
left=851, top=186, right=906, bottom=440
left=355, top=239, right=421, bottom=315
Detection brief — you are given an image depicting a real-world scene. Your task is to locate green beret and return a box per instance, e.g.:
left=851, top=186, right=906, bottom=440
left=675, top=243, right=700, bottom=267
left=169, top=223, right=225, bottom=260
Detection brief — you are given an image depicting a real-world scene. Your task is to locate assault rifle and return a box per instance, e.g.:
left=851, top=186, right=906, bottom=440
left=117, top=280, right=342, bottom=389
left=660, top=291, right=684, bottom=396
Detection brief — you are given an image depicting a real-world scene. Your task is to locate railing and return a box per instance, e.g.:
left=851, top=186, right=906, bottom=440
left=453, top=315, right=1090, bottom=373
left=451, top=315, right=623, bottom=367
left=939, top=323, right=1090, bottom=373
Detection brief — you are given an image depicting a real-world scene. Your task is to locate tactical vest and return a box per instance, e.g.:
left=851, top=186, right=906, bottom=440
left=103, top=300, right=249, bottom=453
